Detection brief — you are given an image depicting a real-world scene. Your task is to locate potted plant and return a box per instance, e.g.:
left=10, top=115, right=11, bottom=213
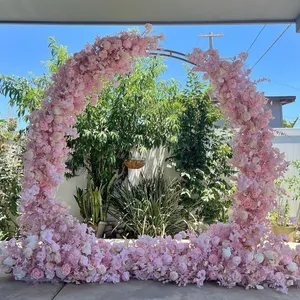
left=269, top=201, right=298, bottom=242
left=74, top=179, right=107, bottom=238
left=89, top=185, right=108, bottom=238
left=74, top=184, right=107, bottom=238
left=123, top=159, right=145, bottom=169
left=123, top=151, right=145, bottom=170
left=109, top=169, right=188, bottom=238
left=269, top=161, right=300, bottom=242
left=74, top=172, right=122, bottom=238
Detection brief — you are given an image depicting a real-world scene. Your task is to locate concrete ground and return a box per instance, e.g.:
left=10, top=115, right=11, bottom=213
left=1, top=270, right=300, bottom=300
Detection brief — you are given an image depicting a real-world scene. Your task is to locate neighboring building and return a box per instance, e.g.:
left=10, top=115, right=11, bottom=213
left=214, top=96, right=296, bottom=128
left=267, top=96, right=296, bottom=128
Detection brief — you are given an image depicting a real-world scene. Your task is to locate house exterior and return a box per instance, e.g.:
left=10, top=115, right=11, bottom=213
left=1, top=0, right=300, bottom=34
left=214, top=96, right=296, bottom=128
left=267, top=96, right=296, bottom=128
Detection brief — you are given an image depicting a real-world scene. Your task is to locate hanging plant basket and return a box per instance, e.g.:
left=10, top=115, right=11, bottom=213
left=272, top=225, right=296, bottom=242
left=124, top=159, right=145, bottom=169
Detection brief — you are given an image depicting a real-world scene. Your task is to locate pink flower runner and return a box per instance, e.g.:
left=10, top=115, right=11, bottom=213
left=0, top=25, right=299, bottom=292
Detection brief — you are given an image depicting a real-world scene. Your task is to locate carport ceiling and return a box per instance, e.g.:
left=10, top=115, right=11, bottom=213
left=1, top=0, right=300, bottom=32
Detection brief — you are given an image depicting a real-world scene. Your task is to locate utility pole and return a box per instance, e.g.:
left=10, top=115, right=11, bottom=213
left=199, top=32, right=224, bottom=50
left=199, top=32, right=233, bottom=61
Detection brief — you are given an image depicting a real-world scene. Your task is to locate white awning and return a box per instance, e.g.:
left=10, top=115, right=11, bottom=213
left=1, top=0, right=300, bottom=32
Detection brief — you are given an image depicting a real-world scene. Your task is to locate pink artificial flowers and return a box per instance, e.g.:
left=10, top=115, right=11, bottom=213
left=0, top=25, right=299, bottom=293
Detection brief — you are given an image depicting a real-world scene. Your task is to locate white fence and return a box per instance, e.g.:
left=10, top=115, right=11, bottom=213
left=273, top=128, right=300, bottom=217
left=55, top=128, right=300, bottom=220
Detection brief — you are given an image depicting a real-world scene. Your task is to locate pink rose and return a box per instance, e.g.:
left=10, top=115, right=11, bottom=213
left=102, top=41, right=111, bottom=50
left=31, top=268, right=44, bottom=280
left=212, top=236, right=220, bottom=247
left=196, top=270, right=206, bottom=287
left=208, top=271, right=218, bottom=280
left=232, top=256, right=241, bottom=266
left=243, top=199, right=252, bottom=209
left=9, top=238, right=16, bottom=247
left=238, top=52, right=248, bottom=60
left=122, top=272, right=130, bottom=281
left=13, top=267, right=26, bottom=280
left=45, top=115, right=54, bottom=123
left=61, top=263, right=72, bottom=276
left=80, top=255, right=88, bottom=266
left=98, top=264, right=107, bottom=275
left=274, top=272, right=285, bottom=283
left=231, top=270, right=242, bottom=283
left=52, top=106, right=62, bottom=115
left=45, top=269, right=55, bottom=280
left=178, top=262, right=187, bottom=273
left=169, top=271, right=178, bottom=281
left=24, top=247, right=33, bottom=259
left=54, top=116, right=63, bottom=124
left=228, top=78, right=237, bottom=89
left=237, top=176, right=252, bottom=192
left=242, top=112, right=251, bottom=122
left=23, top=150, right=34, bottom=160
left=239, top=210, right=248, bottom=221
left=163, top=254, right=172, bottom=265
left=123, top=39, right=132, bottom=49
left=208, top=254, right=218, bottom=264
left=287, top=262, right=297, bottom=273
left=39, top=120, right=48, bottom=131
left=145, top=23, right=152, bottom=32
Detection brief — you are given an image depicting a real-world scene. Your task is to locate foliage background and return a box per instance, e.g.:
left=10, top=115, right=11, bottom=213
left=0, top=118, right=24, bottom=239
left=168, top=70, right=235, bottom=224
left=0, top=37, right=235, bottom=238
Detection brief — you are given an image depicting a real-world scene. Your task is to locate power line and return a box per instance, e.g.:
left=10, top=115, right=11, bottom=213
left=257, top=78, right=300, bottom=92
left=247, top=24, right=267, bottom=53
left=272, top=80, right=300, bottom=92
left=251, top=24, right=291, bottom=70
left=284, top=116, right=299, bottom=120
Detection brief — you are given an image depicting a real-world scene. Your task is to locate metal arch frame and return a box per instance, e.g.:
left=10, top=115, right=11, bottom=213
left=148, top=48, right=197, bottom=66
left=148, top=48, right=232, bottom=65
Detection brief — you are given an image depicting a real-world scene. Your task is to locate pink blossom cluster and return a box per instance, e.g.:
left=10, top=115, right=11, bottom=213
left=1, top=229, right=299, bottom=292
left=0, top=26, right=299, bottom=292
left=187, top=49, right=287, bottom=226
left=18, top=25, right=162, bottom=235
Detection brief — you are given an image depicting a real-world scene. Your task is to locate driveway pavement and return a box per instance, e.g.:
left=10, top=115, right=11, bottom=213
left=1, top=270, right=299, bottom=300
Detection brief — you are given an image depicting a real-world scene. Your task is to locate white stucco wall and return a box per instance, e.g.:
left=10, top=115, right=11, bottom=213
left=128, top=147, right=178, bottom=185
left=55, top=128, right=300, bottom=220
left=273, top=128, right=300, bottom=218
left=55, top=171, right=87, bottom=220
left=55, top=148, right=178, bottom=220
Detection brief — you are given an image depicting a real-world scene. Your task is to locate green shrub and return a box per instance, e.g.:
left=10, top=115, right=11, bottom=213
left=0, top=118, right=24, bottom=239
left=109, top=170, right=187, bottom=237
left=168, top=70, right=235, bottom=224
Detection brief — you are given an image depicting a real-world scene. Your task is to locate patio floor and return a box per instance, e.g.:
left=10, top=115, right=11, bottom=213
left=1, top=270, right=300, bottom=300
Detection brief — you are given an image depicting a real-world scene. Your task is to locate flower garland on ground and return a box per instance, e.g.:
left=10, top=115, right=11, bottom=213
left=0, top=25, right=299, bottom=292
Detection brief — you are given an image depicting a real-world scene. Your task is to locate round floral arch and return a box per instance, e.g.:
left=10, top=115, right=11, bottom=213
left=1, top=25, right=300, bottom=292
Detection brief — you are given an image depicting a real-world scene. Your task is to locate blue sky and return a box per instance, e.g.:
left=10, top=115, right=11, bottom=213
left=0, top=23, right=299, bottom=127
